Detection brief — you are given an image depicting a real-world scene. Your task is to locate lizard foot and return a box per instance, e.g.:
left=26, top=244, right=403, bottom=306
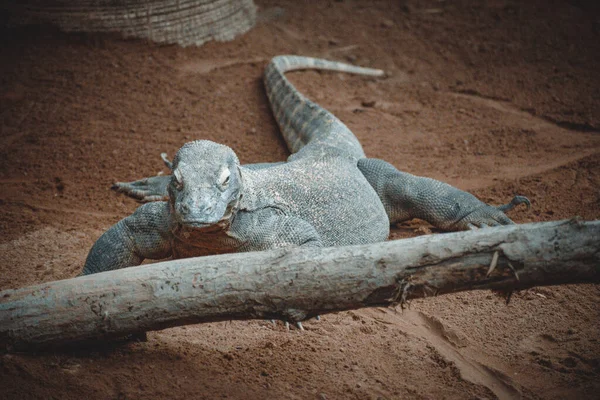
left=112, top=175, right=171, bottom=203
left=462, top=195, right=530, bottom=231
left=270, top=319, right=306, bottom=331
left=272, top=308, right=312, bottom=331
left=457, top=204, right=514, bottom=230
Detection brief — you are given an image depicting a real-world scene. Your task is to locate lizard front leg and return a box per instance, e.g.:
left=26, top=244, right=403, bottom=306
left=232, top=209, right=323, bottom=330
left=81, top=202, right=173, bottom=275
left=358, top=158, right=530, bottom=231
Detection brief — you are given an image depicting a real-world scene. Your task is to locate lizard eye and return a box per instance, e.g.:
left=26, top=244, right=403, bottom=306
left=173, top=169, right=184, bottom=190
left=219, top=168, right=231, bottom=188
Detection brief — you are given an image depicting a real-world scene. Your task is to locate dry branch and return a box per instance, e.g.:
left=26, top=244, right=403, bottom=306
left=1, top=219, right=598, bottom=351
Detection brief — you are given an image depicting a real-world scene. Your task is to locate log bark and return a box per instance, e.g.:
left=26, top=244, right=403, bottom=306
left=1, top=219, right=598, bottom=351
left=1, top=0, right=257, bottom=47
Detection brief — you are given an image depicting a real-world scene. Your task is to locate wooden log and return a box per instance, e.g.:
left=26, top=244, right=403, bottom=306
left=1, top=219, right=598, bottom=351
left=1, top=0, right=257, bottom=47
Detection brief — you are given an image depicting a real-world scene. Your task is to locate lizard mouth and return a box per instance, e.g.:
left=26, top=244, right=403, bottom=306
left=177, top=208, right=236, bottom=234
left=179, top=219, right=228, bottom=232
left=173, top=197, right=239, bottom=235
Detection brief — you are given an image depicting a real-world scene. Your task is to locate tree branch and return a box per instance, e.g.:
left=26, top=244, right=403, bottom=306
left=1, top=219, right=598, bottom=351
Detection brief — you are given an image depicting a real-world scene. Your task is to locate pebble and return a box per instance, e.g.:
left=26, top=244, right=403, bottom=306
left=381, top=19, right=394, bottom=28
left=361, top=100, right=376, bottom=108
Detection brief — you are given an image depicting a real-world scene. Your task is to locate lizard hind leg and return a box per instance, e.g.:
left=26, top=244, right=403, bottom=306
left=358, top=158, right=530, bottom=231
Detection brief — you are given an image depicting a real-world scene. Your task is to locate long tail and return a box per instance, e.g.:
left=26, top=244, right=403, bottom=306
left=264, top=55, right=385, bottom=160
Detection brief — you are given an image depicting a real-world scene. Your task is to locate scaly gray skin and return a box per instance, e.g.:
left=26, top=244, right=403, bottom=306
left=85, top=56, right=530, bottom=281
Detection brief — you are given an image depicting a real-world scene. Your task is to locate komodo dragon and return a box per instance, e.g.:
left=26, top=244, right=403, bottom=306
left=83, top=56, right=529, bottom=282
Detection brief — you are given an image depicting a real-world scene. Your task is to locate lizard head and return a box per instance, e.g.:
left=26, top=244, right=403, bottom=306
left=168, top=140, right=242, bottom=231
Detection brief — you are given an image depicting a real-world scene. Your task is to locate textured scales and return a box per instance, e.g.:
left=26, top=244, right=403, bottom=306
left=85, top=55, right=529, bottom=276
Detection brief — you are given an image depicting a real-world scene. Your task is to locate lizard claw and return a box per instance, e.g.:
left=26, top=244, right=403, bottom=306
left=285, top=321, right=304, bottom=331
left=458, top=204, right=515, bottom=231
left=460, top=195, right=530, bottom=230
left=486, top=251, right=499, bottom=277
left=269, top=319, right=296, bottom=330
left=279, top=321, right=304, bottom=331
left=270, top=317, right=318, bottom=330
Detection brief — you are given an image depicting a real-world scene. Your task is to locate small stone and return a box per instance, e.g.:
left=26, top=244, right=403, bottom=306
left=381, top=19, right=394, bottom=28
left=361, top=100, right=376, bottom=108
left=560, top=357, right=577, bottom=368
left=537, top=358, right=552, bottom=368
left=415, top=226, right=432, bottom=235
left=54, top=177, right=65, bottom=192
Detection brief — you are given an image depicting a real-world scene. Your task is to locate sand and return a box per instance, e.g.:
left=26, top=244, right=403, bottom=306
left=1, top=0, right=599, bottom=398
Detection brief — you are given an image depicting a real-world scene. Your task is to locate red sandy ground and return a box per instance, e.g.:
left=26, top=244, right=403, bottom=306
left=1, top=0, right=599, bottom=399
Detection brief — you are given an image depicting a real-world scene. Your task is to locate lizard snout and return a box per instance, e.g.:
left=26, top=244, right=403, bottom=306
left=175, top=192, right=226, bottom=228
left=178, top=202, right=212, bottom=215
left=178, top=198, right=214, bottom=216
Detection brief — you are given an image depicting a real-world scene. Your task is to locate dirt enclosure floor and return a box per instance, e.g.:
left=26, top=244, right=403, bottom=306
left=1, top=0, right=599, bottom=398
